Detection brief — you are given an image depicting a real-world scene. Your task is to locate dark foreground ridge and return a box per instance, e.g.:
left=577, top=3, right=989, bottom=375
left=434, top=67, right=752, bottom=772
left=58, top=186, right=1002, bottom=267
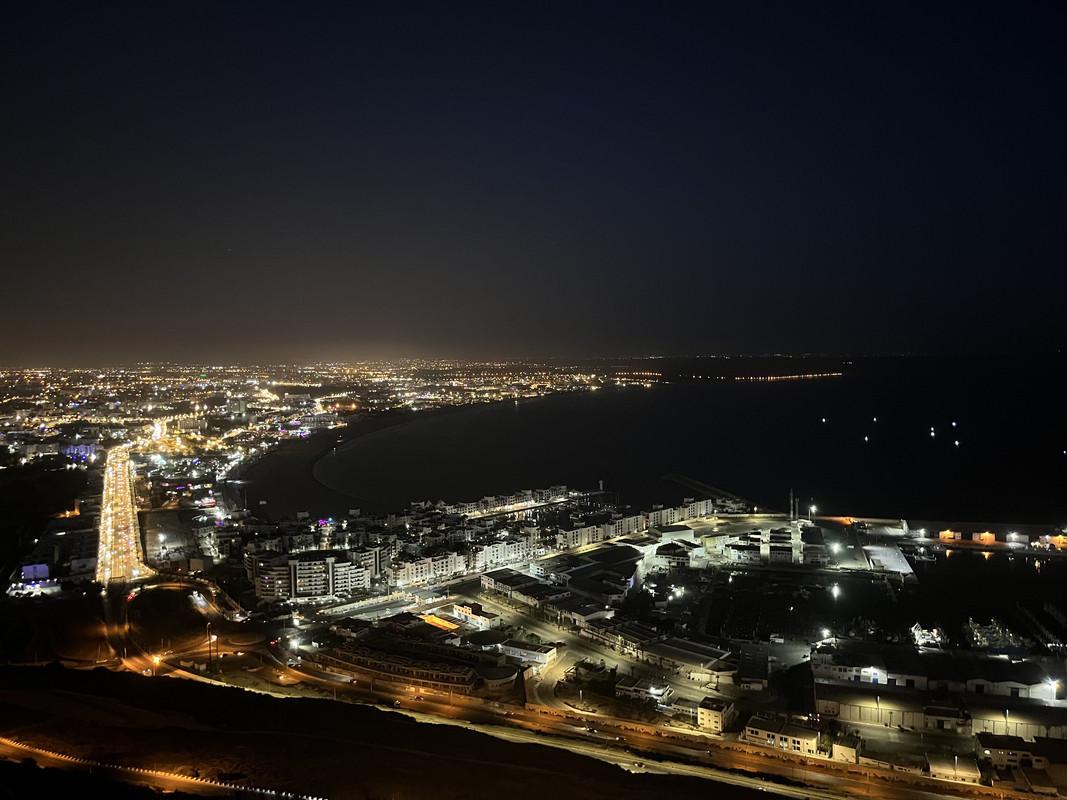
left=0, top=665, right=769, bottom=800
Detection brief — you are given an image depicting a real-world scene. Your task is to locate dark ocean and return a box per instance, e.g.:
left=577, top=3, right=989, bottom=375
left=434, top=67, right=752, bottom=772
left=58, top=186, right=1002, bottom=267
left=304, top=353, right=1065, bottom=525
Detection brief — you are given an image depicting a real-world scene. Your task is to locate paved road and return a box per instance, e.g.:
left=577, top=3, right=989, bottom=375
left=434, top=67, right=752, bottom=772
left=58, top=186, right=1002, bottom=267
left=0, top=735, right=234, bottom=796
left=96, top=447, right=154, bottom=584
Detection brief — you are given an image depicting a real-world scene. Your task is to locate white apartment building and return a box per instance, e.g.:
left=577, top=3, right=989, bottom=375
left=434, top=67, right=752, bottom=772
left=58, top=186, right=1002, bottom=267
left=556, top=522, right=612, bottom=550
left=347, top=546, right=382, bottom=578
left=469, top=534, right=537, bottom=572
left=645, top=506, right=681, bottom=528
left=607, top=513, right=646, bottom=537
left=553, top=501, right=714, bottom=552
left=390, top=551, right=466, bottom=587
left=252, top=551, right=370, bottom=603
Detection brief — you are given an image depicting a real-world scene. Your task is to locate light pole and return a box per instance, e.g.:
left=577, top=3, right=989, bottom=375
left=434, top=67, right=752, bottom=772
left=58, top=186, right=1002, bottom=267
left=809, top=503, right=816, bottom=523
left=206, top=622, right=215, bottom=671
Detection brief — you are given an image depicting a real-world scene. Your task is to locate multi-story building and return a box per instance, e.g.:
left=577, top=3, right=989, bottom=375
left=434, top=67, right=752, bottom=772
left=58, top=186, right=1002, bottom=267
left=582, top=618, right=667, bottom=658
left=348, top=546, right=382, bottom=579
left=453, top=601, right=500, bottom=629
left=976, top=733, right=1052, bottom=770
left=469, top=533, right=537, bottom=572
left=389, top=551, right=466, bottom=587
left=607, top=512, right=646, bottom=537
left=481, top=567, right=537, bottom=597
left=697, top=697, right=735, bottom=733
left=251, top=550, right=370, bottom=603
left=745, top=715, right=820, bottom=755
left=645, top=506, right=681, bottom=528
left=253, top=558, right=291, bottom=602
left=644, top=500, right=713, bottom=529
left=556, top=521, right=612, bottom=550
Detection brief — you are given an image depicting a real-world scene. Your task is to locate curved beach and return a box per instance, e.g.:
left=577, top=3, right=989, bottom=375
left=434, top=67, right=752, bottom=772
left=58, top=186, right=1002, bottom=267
left=237, top=404, right=476, bottom=519
left=310, top=386, right=693, bottom=514
left=237, top=363, right=1067, bottom=525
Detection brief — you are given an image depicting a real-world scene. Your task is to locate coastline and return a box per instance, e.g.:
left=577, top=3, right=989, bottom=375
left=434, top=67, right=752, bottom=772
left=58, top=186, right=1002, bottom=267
left=237, top=395, right=568, bottom=520
left=234, top=369, right=1067, bottom=525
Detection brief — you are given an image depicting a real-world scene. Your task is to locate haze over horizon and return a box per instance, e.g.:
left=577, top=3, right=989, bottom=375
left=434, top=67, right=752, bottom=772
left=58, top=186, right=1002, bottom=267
left=3, top=2, right=1064, bottom=366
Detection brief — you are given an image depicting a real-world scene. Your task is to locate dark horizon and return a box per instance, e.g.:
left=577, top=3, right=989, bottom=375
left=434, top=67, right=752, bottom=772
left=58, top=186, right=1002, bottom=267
left=3, top=2, right=1064, bottom=365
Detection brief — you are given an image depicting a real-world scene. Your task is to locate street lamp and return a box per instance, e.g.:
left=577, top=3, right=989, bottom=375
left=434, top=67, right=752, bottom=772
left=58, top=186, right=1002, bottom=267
left=206, top=622, right=216, bottom=671
left=809, top=504, right=816, bottom=522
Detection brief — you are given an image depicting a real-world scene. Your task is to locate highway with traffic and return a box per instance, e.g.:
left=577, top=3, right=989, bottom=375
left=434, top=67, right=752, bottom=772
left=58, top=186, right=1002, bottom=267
left=95, top=446, right=153, bottom=584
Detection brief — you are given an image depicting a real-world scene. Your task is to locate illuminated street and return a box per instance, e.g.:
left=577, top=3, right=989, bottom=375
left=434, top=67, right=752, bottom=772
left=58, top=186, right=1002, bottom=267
left=96, top=447, right=153, bottom=584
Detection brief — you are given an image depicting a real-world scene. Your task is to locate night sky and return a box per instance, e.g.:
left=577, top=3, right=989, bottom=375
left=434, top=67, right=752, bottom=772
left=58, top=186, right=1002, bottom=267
left=3, top=2, right=1064, bottom=365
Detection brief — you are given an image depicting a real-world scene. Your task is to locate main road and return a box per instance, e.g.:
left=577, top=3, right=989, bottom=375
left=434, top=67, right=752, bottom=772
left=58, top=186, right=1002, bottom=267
left=96, top=446, right=153, bottom=584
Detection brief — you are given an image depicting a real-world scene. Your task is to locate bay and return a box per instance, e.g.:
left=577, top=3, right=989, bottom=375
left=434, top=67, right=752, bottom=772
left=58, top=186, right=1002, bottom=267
left=307, top=355, right=1066, bottom=524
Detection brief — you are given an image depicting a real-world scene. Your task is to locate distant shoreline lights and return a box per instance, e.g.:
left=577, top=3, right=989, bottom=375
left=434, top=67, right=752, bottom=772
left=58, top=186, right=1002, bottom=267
left=733, top=372, right=844, bottom=382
